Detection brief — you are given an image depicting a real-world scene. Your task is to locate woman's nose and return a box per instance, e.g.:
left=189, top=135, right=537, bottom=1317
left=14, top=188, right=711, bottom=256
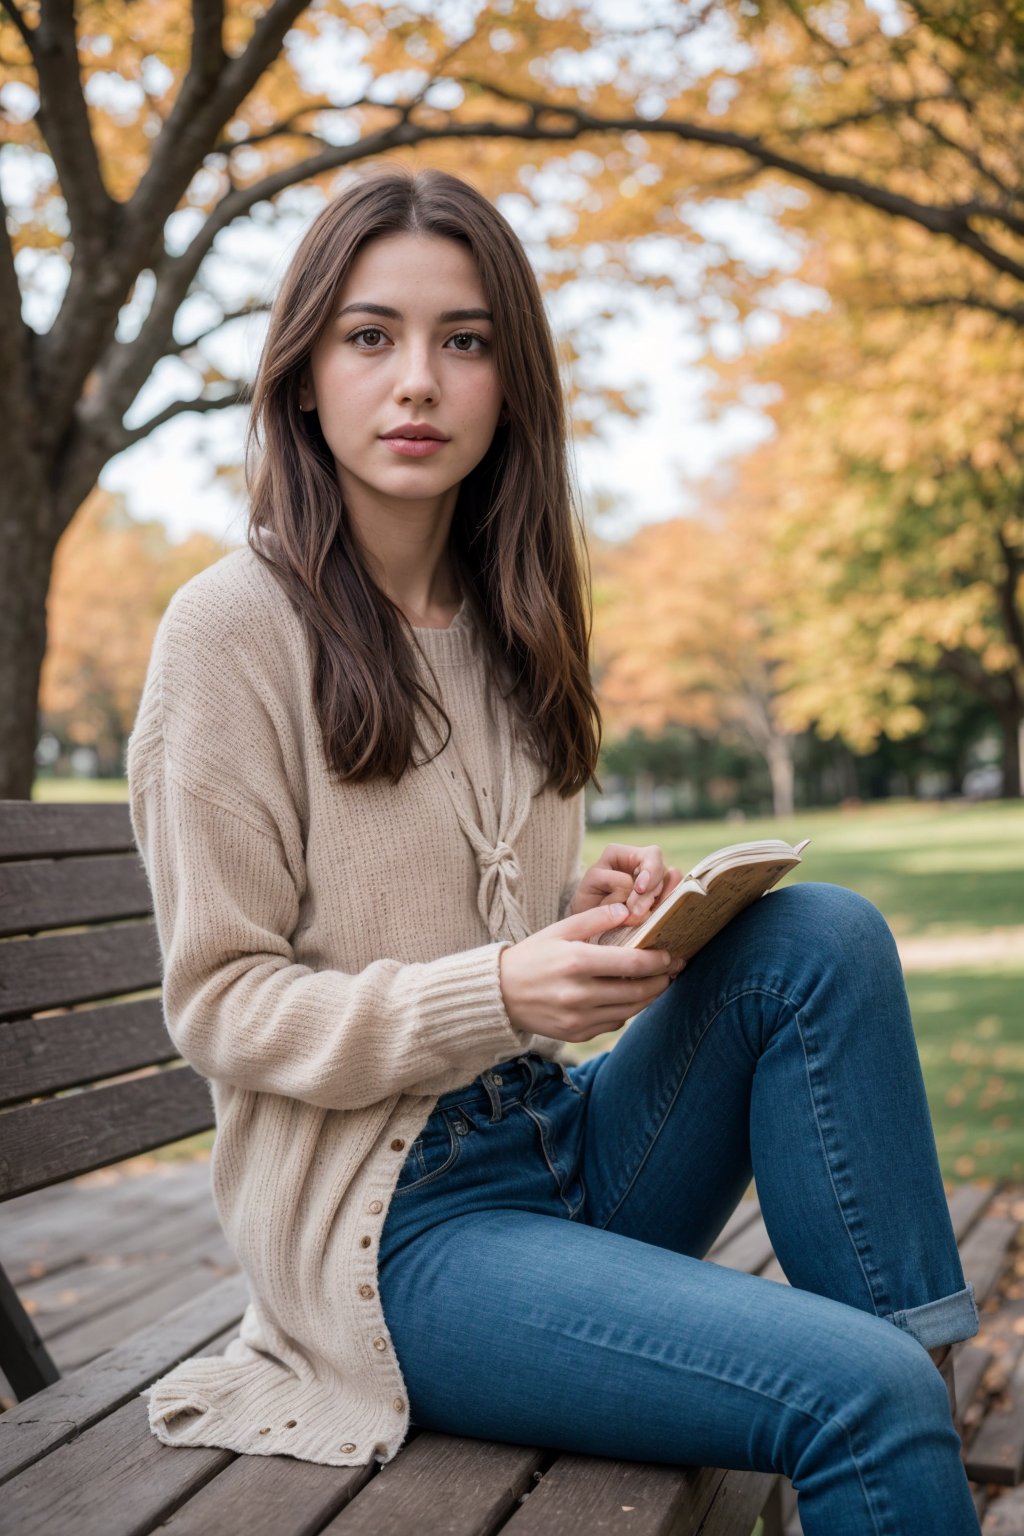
left=393, top=342, right=440, bottom=404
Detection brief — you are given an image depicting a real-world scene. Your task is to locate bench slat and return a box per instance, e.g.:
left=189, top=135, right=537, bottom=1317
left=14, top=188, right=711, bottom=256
left=0, top=1000, right=174, bottom=1107
left=2, top=1385, right=233, bottom=1535
left=0, top=854, right=152, bottom=939
left=0, top=1275, right=248, bottom=1484
left=136, top=1443, right=377, bottom=1536
left=965, top=1345, right=1024, bottom=1488
left=958, top=1214, right=1021, bottom=1307
left=320, top=1433, right=547, bottom=1536
left=0, top=924, right=162, bottom=1021
left=0, top=802, right=134, bottom=861
left=0, top=1068, right=213, bottom=1198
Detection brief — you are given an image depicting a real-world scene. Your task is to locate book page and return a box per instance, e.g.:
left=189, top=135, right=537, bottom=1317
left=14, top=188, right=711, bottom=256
left=630, top=857, right=799, bottom=962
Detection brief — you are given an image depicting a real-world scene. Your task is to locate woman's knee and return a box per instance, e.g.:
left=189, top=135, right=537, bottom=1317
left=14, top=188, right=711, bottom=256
left=789, top=1324, right=953, bottom=1483
left=766, top=881, right=898, bottom=968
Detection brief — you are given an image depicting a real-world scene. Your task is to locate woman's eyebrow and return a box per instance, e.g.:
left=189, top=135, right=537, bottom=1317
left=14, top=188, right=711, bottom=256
left=335, top=302, right=493, bottom=322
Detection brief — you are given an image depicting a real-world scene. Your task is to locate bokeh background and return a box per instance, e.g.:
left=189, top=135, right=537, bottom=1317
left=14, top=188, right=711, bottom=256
left=2, top=0, right=1021, bottom=1181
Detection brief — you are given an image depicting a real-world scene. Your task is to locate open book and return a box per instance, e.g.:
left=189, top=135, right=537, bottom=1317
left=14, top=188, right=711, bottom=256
left=595, top=837, right=812, bottom=963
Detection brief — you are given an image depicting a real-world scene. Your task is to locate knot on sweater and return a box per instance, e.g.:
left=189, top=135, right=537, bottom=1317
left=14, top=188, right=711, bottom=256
left=475, top=838, right=529, bottom=945
left=477, top=840, right=517, bottom=874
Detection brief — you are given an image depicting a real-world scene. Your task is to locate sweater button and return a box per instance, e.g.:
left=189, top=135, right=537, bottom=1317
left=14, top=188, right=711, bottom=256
left=358, top=1284, right=375, bottom=1299
left=372, top=1336, right=388, bottom=1351
left=359, top=1235, right=371, bottom=1248
left=393, top=1397, right=405, bottom=1412
left=368, top=1200, right=383, bottom=1214
left=390, top=1138, right=406, bottom=1151
left=340, top=1443, right=357, bottom=1454
left=258, top=1427, right=271, bottom=1435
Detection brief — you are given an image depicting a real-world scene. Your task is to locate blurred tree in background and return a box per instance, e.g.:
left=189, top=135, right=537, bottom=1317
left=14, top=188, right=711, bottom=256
left=3, top=0, right=1021, bottom=801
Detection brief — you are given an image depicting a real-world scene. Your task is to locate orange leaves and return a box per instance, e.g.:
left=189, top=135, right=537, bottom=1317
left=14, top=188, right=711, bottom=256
left=40, top=489, right=230, bottom=765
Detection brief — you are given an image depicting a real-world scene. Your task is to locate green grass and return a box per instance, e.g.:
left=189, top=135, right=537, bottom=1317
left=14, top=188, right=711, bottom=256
left=584, top=798, right=1024, bottom=937
left=39, top=783, right=1023, bottom=1180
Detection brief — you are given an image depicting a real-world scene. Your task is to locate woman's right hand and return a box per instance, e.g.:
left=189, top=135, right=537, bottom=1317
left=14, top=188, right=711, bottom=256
left=498, top=902, right=685, bottom=1044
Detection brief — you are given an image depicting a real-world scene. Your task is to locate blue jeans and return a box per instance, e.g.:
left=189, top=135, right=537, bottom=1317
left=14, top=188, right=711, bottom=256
left=378, top=883, right=981, bottom=1534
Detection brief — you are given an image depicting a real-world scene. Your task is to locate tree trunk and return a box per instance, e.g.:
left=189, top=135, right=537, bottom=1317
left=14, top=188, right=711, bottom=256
left=998, top=702, right=1024, bottom=797
left=0, top=489, right=56, bottom=800
left=765, top=734, right=795, bottom=818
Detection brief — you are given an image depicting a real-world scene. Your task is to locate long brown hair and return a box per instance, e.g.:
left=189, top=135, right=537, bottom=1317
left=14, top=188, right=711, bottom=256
left=244, top=165, right=601, bottom=798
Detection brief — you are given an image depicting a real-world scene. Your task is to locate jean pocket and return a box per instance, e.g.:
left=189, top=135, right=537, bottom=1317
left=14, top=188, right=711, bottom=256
left=392, top=1107, right=465, bottom=1196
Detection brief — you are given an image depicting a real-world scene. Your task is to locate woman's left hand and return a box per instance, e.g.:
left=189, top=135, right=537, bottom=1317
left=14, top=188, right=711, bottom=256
left=568, top=843, right=686, bottom=928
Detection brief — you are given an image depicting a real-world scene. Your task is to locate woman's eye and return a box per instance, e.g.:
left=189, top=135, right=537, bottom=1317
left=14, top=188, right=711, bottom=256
left=349, top=326, right=387, bottom=348
left=448, top=331, right=489, bottom=352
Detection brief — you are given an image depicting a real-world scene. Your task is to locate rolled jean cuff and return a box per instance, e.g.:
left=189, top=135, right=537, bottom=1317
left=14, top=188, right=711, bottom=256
left=884, top=1281, right=980, bottom=1350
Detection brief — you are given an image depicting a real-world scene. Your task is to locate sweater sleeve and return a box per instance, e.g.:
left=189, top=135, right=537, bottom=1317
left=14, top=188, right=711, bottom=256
left=126, top=590, right=535, bottom=1112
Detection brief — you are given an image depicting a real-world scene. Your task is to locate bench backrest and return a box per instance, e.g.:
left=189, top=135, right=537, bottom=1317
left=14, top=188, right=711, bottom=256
left=0, top=800, right=212, bottom=1204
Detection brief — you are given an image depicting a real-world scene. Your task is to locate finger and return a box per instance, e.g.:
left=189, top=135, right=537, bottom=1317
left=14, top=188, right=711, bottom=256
left=572, top=938, right=673, bottom=976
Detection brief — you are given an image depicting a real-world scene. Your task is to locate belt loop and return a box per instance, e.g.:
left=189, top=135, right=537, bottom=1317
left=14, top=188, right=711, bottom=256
left=482, top=1072, right=504, bottom=1122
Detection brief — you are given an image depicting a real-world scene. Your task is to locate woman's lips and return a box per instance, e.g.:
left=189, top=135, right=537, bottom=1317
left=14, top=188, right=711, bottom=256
left=381, top=436, right=448, bottom=457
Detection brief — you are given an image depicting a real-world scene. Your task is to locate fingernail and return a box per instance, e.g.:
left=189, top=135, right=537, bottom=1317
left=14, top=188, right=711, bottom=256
left=636, top=871, right=648, bottom=892
left=612, top=904, right=628, bottom=919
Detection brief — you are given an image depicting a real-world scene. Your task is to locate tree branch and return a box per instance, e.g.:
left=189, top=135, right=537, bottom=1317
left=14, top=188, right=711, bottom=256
left=0, top=0, right=36, bottom=55
left=164, top=300, right=272, bottom=358
left=896, top=294, right=1024, bottom=326
left=908, top=101, right=1024, bottom=216
left=452, top=78, right=1024, bottom=287
left=33, top=0, right=115, bottom=241
left=110, top=382, right=253, bottom=454
left=124, top=0, right=309, bottom=248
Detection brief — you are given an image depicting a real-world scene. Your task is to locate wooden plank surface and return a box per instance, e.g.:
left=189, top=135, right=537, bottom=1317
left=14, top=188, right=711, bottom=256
left=0, top=1000, right=174, bottom=1108
left=154, top=1443, right=376, bottom=1536
left=0, top=1390, right=233, bottom=1536
left=322, top=1433, right=548, bottom=1536
left=0, top=802, right=134, bottom=861
left=0, top=1066, right=213, bottom=1197
left=0, top=852, right=152, bottom=939
left=0, top=922, right=162, bottom=1021
left=0, top=1282, right=247, bottom=1484
left=498, top=1454, right=724, bottom=1536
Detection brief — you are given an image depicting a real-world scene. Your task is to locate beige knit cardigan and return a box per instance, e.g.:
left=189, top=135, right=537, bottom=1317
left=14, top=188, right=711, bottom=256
left=125, top=543, right=585, bottom=1469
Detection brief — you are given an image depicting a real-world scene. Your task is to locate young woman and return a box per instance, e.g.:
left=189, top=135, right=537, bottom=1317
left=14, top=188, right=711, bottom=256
left=127, top=166, right=981, bottom=1534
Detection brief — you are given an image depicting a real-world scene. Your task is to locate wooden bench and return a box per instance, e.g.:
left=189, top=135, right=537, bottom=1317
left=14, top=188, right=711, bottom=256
left=0, top=798, right=782, bottom=1536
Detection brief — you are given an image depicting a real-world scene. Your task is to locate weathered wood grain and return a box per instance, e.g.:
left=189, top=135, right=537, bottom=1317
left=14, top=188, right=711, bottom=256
left=322, top=1432, right=549, bottom=1536
left=0, top=922, right=162, bottom=1021
left=1, top=1000, right=174, bottom=1108
left=0, top=852, right=152, bottom=939
left=0, top=1067, right=213, bottom=1197
left=0, top=802, right=134, bottom=861
left=0, top=1278, right=247, bottom=1482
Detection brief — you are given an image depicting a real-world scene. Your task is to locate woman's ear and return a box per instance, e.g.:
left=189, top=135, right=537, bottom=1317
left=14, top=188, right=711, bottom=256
left=298, top=368, right=315, bottom=413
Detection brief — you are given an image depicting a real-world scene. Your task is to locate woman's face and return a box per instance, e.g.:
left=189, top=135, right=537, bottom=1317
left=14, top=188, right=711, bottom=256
left=299, top=232, right=504, bottom=513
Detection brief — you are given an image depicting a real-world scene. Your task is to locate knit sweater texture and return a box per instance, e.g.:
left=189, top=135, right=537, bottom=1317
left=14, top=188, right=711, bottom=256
left=126, top=541, right=585, bottom=1468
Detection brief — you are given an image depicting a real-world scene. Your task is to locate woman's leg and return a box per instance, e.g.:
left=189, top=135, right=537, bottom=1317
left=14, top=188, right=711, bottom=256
left=567, top=879, right=979, bottom=1527
left=575, top=882, right=978, bottom=1347
left=379, top=1204, right=978, bottom=1535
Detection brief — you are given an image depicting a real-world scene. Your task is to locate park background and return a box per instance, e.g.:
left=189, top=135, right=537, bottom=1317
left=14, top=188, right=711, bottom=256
left=2, top=0, right=1022, bottom=1186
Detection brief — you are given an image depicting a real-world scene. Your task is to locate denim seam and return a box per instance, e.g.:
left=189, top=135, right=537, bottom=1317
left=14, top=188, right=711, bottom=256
left=596, top=985, right=796, bottom=1231
left=519, top=1100, right=584, bottom=1219
left=787, top=997, right=891, bottom=1318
